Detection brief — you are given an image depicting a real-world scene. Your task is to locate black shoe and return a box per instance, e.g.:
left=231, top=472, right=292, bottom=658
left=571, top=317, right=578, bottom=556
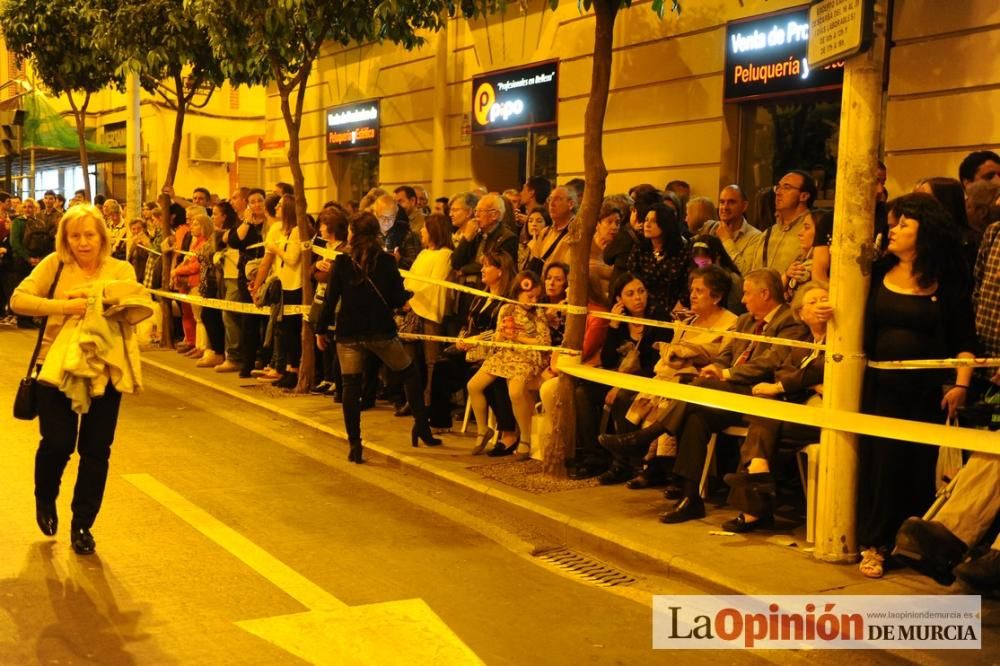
left=598, top=466, right=634, bottom=486
left=487, top=441, right=518, bottom=457
left=723, top=470, right=776, bottom=493
left=310, top=381, right=333, bottom=395
left=659, top=497, right=705, bottom=524
left=411, top=424, right=442, bottom=447
left=238, top=369, right=253, bottom=379
left=662, top=484, right=684, bottom=501
left=626, top=471, right=667, bottom=490
left=348, top=440, right=364, bottom=464
left=274, top=372, right=298, bottom=390
left=71, top=527, right=96, bottom=555
left=35, top=499, right=57, bottom=537
left=722, top=512, right=774, bottom=533
left=359, top=399, right=376, bottom=412
left=954, top=550, right=1000, bottom=592
left=893, top=518, right=967, bottom=584
left=597, top=425, right=666, bottom=453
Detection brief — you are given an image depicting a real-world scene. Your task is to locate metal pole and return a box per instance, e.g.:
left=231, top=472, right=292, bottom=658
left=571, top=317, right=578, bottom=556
left=431, top=20, right=448, bottom=200
left=126, top=71, right=142, bottom=220
left=814, top=0, right=889, bottom=563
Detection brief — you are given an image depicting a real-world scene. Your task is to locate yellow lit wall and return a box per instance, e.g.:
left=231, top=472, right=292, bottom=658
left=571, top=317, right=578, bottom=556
left=885, top=0, right=1000, bottom=194
left=264, top=0, right=807, bottom=210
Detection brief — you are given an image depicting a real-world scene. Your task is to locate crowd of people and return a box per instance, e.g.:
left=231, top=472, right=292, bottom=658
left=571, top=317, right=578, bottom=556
left=4, top=150, right=999, bottom=587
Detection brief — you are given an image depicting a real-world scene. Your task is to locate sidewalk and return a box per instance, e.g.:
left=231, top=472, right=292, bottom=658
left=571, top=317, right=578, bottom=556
left=142, top=347, right=962, bottom=598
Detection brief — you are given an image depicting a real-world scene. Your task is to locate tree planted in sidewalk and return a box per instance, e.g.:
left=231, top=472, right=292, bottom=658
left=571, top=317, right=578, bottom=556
left=187, top=0, right=449, bottom=392
left=92, top=0, right=225, bottom=190
left=1, top=0, right=124, bottom=201
left=383, top=0, right=680, bottom=477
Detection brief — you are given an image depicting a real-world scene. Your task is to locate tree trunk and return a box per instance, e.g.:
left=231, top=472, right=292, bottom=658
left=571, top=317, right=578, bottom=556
left=543, top=0, right=617, bottom=478
left=67, top=92, right=92, bottom=201
left=276, top=65, right=316, bottom=394
left=158, top=190, right=175, bottom=349
left=162, top=73, right=188, bottom=189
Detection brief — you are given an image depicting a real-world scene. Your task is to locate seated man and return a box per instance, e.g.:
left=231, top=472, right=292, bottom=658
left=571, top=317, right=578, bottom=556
left=723, top=282, right=831, bottom=533
left=894, top=452, right=1000, bottom=591
left=599, top=269, right=808, bottom=523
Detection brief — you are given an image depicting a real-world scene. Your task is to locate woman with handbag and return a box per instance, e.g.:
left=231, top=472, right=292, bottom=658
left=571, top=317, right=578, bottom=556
left=402, top=213, right=454, bottom=414
left=10, top=204, right=143, bottom=555
left=314, top=213, right=441, bottom=463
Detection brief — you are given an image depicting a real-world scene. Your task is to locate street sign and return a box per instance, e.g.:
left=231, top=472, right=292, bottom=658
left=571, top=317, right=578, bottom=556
left=808, top=0, right=873, bottom=69
left=325, top=100, right=380, bottom=153
left=471, top=60, right=558, bottom=135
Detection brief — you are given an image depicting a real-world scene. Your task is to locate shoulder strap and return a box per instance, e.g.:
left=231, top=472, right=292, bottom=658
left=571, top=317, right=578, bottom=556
left=761, top=225, right=773, bottom=267
left=540, top=226, right=569, bottom=262
left=351, top=256, right=390, bottom=310
left=24, top=261, right=64, bottom=377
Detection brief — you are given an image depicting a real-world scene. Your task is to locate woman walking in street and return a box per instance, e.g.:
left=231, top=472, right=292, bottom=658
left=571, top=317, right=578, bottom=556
left=314, top=213, right=440, bottom=463
left=11, top=204, right=149, bottom=555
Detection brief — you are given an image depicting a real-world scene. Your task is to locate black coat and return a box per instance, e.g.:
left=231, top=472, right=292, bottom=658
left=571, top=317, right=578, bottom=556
left=316, top=250, right=411, bottom=342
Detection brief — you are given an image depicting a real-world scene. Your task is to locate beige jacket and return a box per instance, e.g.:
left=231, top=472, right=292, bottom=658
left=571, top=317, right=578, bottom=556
left=39, top=280, right=154, bottom=413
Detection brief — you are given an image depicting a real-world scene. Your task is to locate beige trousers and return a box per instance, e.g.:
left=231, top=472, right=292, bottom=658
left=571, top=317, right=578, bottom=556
left=934, top=452, right=1000, bottom=549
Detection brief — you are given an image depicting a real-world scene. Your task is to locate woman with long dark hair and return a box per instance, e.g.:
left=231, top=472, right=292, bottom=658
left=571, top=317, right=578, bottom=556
left=626, top=202, right=690, bottom=323
left=315, top=213, right=440, bottom=463
left=856, top=192, right=978, bottom=578
left=213, top=200, right=243, bottom=372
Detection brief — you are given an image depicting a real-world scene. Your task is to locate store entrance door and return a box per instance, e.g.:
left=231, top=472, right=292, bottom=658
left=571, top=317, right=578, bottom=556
left=738, top=91, right=843, bottom=210
left=472, top=128, right=557, bottom=191
left=328, top=152, right=379, bottom=204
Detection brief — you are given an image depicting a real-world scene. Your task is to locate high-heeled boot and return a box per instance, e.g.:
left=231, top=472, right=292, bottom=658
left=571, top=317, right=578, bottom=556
left=400, top=362, right=441, bottom=446
left=340, top=373, right=364, bottom=462
left=597, top=423, right=667, bottom=453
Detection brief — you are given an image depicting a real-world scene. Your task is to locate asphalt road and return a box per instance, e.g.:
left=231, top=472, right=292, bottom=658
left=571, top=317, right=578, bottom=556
left=0, top=327, right=982, bottom=665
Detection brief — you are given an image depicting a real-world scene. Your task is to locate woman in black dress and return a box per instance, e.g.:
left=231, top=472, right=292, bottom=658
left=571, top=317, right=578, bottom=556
left=857, top=193, right=978, bottom=578
left=626, top=202, right=690, bottom=324
left=315, top=213, right=440, bottom=463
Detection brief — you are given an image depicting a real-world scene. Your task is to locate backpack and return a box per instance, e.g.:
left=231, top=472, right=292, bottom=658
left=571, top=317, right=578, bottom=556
left=22, top=218, right=55, bottom=258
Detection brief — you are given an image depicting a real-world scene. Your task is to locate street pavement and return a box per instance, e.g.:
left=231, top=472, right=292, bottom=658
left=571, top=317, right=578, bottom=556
left=0, top=326, right=995, bottom=664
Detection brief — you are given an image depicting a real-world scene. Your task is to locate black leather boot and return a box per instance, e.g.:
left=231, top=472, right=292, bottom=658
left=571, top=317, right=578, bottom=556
left=340, top=373, right=364, bottom=461
left=400, top=363, right=440, bottom=446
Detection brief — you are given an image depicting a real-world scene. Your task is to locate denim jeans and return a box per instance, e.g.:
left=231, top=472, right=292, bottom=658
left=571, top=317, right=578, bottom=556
left=337, top=338, right=413, bottom=375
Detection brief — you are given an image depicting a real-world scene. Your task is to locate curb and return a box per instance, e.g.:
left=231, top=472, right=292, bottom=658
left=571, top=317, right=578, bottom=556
left=141, top=356, right=757, bottom=595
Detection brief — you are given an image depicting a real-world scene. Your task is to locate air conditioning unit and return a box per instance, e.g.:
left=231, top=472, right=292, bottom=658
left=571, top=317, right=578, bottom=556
left=188, top=133, right=225, bottom=163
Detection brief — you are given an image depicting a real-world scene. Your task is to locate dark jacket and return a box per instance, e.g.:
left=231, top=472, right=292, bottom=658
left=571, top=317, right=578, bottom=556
left=384, top=211, right=421, bottom=270
left=712, top=305, right=809, bottom=385
left=776, top=345, right=825, bottom=403
left=316, top=251, right=411, bottom=342
left=451, top=222, right=519, bottom=278
left=599, top=316, right=672, bottom=377
left=226, top=222, right=265, bottom=294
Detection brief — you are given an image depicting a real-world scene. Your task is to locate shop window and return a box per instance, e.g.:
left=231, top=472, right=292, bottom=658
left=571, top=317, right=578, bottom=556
left=739, top=92, right=842, bottom=207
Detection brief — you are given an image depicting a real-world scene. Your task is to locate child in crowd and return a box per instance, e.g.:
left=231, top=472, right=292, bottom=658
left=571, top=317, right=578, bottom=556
left=467, top=270, right=550, bottom=460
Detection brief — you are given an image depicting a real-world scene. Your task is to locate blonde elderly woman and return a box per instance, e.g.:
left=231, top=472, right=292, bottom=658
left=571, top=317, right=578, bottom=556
left=11, top=204, right=148, bottom=556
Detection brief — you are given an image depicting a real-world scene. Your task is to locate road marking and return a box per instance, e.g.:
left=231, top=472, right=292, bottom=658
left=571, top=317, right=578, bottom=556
left=123, top=473, right=483, bottom=665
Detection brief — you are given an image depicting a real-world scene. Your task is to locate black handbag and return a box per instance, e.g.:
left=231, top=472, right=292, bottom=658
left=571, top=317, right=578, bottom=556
left=14, top=262, right=63, bottom=420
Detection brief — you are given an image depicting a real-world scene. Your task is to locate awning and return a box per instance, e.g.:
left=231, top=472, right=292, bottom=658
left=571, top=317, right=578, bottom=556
left=0, top=89, right=124, bottom=176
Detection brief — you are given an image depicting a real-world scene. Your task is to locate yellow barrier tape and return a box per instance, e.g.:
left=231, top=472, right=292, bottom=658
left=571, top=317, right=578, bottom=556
left=589, top=310, right=827, bottom=352
left=397, top=331, right=577, bottom=355
left=555, top=357, right=998, bottom=456
left=305, top=240, right=587, bottom=315
left=868, top=358, right=1000, bottom=370
left=150, top=289, right=311, bottom=316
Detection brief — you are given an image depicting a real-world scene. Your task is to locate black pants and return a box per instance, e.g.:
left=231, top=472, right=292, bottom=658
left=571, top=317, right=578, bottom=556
left=673, top=379, right=750, bottom=484
left=35, top=384, right=122, bottom=529
left=239, top=292, right=263, bottom=374
left=572, top=380, right=614, bottom=469
left=201, top=305, right=225, bottom=354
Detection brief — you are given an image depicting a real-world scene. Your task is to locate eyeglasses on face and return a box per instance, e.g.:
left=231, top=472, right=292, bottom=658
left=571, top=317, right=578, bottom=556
left=773, top=183, right=803, bottom=193
left=475, top=208, right=498, bottom=216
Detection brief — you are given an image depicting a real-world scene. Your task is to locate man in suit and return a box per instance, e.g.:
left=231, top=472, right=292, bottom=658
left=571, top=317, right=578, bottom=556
left=598, top=268, right=808, bottom=523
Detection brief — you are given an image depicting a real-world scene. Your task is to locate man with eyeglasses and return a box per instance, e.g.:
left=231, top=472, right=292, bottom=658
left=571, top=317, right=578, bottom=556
left=751, top=169, right=816, bottom=274
left=959, top=150, right=1000, bottom=192
left=374, top=194, right=420, bottom=269
left=451, top=192, right=518, bottom=286
left=531, top=185, right=576, bottom=269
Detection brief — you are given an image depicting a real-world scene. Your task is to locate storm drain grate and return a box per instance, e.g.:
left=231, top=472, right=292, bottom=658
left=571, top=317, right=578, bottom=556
left=534, top=547, right=636, bottom=587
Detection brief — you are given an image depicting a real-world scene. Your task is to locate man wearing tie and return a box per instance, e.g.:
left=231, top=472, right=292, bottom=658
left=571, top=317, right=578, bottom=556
left=599, top=268, right=808, bottom=523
